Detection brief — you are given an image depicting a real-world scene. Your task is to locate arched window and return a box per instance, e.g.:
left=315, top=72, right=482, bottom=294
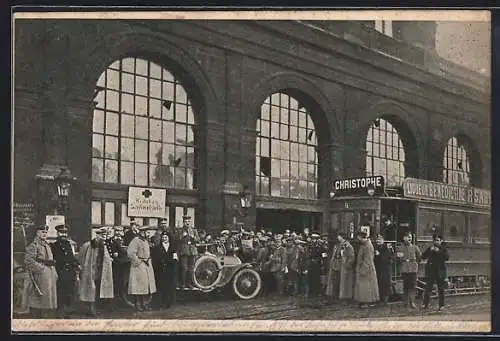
left=256, top=92, right=318, bottom=199
left=443, top=136, right=471, bottom=186
left=92, top=57, right=196, bottom=189
left=366, top=118, right=406, bottom=187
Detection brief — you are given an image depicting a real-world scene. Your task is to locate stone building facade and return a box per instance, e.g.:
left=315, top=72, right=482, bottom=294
left=14, top=19, right=490, bottom=245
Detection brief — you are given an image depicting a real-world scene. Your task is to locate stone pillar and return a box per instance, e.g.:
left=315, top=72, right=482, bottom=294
left=203, top=120, right=225, bottom=234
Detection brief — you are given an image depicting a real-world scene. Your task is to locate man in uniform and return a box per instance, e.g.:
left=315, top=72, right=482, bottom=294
left=178, top=215, right=199, bottom=289
left=24, top=225, right=58, bottom=318
left=123, top=220, right=139, bottom=246
left=307, top=233, right=324, bottom=297
left=395, top=232, right=422, bottom=310
left=110, top=226, right=129, bottom=306
left=50, top=224, right=80, bottom=316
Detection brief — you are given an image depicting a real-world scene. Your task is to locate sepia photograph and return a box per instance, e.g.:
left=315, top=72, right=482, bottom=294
left=11, top=9, right=492, bottom=333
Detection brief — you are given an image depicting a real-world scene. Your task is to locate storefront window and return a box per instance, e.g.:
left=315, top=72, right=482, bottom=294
left=468, top=213, right=490, bottom=244
left=366, top=118, right=406, bottom=187
left=443, top=210, right=466, bottom=242
left=417, top=208, right=442, bottom=240
left=256, top=93, right=318, bottom=199
left=92, top=57, right=196, bottom=190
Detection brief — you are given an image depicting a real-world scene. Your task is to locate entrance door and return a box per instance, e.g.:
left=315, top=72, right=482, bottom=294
left=256, top=209, right=321, bottom=234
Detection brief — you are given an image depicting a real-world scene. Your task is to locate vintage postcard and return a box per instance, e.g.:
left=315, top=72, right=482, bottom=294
left=11, top=9, right=491, bottom=333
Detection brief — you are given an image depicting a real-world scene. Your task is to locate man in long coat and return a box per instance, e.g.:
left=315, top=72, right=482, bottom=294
left=178, top=216, right=199, bottom=289
left=78, top=227, right=114, bottom=316
left=24, top=225, right=58, bottom=318
left=326, top=232, right=355, bottom=303
left=50, top=225, right=80, bottom=316
left=395, top=232, right=422, bottom=310
left=374, top=234, right=395, bottom=304
left=127, top=226, right=156, bottom=311
left=421, top=235, right=449, bottom=311
left=353, top=231, right=379, bottom=308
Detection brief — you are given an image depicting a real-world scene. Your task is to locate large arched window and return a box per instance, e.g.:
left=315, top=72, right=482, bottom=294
left=256, top=92, right=318, bottom=199
left=443, top=136, right=471, bottom=186
left=92, top=57, right=196, bottom=190
left=366, top=118, right=406, bottom=187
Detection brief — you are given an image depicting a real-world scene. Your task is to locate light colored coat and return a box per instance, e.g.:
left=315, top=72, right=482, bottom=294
left=354, top=238, right=380, bottom=303
left=24, top=237, right=58, bottom=309
left=395, top=243, right=422, bottom=274
left=326, top=241, right=355, bottom=299
left=127, top=236, right=157, bottom=295
left=78, top=240, right=114, bottom=302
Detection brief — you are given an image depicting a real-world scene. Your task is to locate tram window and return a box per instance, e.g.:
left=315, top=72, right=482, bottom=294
left=417, top=209, right=443, bottom=240
left=468, top=213, right=490, bottom=244
left=443, top=210, right=466, bottom=242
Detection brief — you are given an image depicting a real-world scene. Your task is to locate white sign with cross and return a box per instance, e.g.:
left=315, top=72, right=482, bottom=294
left=127, top=187, right=167, bottom=218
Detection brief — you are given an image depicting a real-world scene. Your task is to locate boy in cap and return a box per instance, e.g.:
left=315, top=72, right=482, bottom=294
left=50, top=224, right=80, bottom=316
left=24, top=225, right=58, bottom=318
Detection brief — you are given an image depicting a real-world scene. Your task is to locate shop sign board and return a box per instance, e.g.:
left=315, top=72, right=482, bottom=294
left=332, top=176, right=385, bottom=197
left=128, top=187, right=167, bottom=218
left=402, top=178, right=490, bottom=208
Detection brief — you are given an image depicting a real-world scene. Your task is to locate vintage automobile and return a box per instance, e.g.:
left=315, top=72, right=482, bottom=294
left=192, top=250, right=262, bottom=300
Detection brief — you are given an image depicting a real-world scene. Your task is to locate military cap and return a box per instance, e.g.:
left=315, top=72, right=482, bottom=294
left=311, top=233, right=320, bottom=238
left=55, top=224, right=68, bottom=233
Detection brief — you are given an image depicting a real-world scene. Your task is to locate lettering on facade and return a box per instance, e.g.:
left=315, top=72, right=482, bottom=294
left=128, top=187, right=167, bottom=218
left=402, top=178, right=490, bottom=207
left=333, top=176, right=385, bottom=197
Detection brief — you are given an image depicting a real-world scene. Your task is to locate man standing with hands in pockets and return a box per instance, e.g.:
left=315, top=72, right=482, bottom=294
left=421, top=234, right=449, bottom=311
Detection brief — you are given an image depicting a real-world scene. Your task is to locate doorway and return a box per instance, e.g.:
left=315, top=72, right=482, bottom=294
left=256, top=208, right=321, bottom=234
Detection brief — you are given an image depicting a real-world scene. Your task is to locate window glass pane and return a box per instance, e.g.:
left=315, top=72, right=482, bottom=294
left=271, top=140, right=280, bottom=159
left=280, top=141, right=290, bottom=160
left=135, top=140, right=148, bottom=163
left=149, top=98, right=162, bottom=118
left=150, top=78, right=162, bottom=98
left=298, top=128, right=307, bottom=143
left=92, top=158, right=103, bottom=182
left=261, top=103, right=270, bottom=121
left=280, top=124, right=288, bottom=140
left=106, top=112, right=119, bottom=136
left=162, top=81, right=175, bottom=101
left=105, top=136, right=118, bottom=159
left=121, top=114, right=134, bottom=137
left=469, top=213, right=490, bottom=243
left=298, top=162, right=308, bottom=181
left=187, top=106, right=195, bottom=124
left=175, top=145, right=187, bottom=167
left=417, top=209, right=442, bottom=240
left=151, top=164, right=171, bottom=187
left=97, top=73, right=106, bottom=87
left=186, top=207, right=195, bottom=226
left=307, top=164, right=315, bottom=182
left=106, top=69, right=120, bottom=90
left=162, top=143, right=175, bottom=165
left=280, top=108, right=289, bottom=124
left=260, top=138, right=269, bottom=157
left=95, top=90, right=105, bottom=109
left=162, top=121, right=175, bottom=143
left=270, top=178, right=280, bottom=196
left=135, top=96, right=148, bottom=116
left=271, top=122, right=279, bottom=138
left=92, top=134, right=104, bottom=158
left=176, top=123, right=187, bottom=144
left=186, top=168, right=194, bottom=189
left=121, top=73, right=134, bottom=93
left=443, top=211, right=466, bottom=242
left=260, top=120, right=270, bottom=137
left=176, top=84, right=188, bottom=103
left=281, top=178, right=290, bottom=197
left=91, top=201, right=102, bottom=225
left=104, top=160, right=118, bottom=183
left=298, top=180, right=308, bottom=198
left=150, top=142, right=162, bottom=164
left=106, top=90, right=119, bottom=111
left=104, top=202, right=115, bottom=225
left=175, top=207, right=184, bottom=228
left=93, top=110, right=104, bottom=133
left=290, top=143, right=299, bottom=161
left=135, top=59, right=148, bottom=76
left=120, top=161, right=134, bottom=184
left=299, top=144, right=307, bottom=161
left=135, top=116, right=148, bottom=139
left=150, top=119, right=162, bottom=141
left=298, top=111, right=307, bottom=128
left=174, top=168, right=186, bottom=188
left=176, top=104, right=187, bottom=123
left=150, top=62, right=162, bottom=79
left=186, top=147, right=195, bottom=168
left=280, top=160, right=289, bottom=178
left=135, top=163, right=148, bottom=185
left=186, top=126, right=195, bottom=146
left=271, top=105, right=280, bottom=122
left=121, top=138, right=134, bottom=161
left=135, top=76, right=148, bottom=96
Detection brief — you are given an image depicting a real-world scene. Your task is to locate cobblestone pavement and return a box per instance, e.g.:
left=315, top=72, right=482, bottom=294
left=24, top=292, right=489, bottom=321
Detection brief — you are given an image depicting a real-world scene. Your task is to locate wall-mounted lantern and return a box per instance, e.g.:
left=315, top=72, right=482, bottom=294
left=55, top=167, right=77, bottom=214
left=239, top=186, right=253, bottom=216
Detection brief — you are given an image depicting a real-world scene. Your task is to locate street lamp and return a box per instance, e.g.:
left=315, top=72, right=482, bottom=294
left=56, top=168, right=76, bottom=215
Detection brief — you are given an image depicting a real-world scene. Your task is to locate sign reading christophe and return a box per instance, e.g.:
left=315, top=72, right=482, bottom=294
left=128, top=187, right=167, bottom=218
left=333, top=176, right=385, bottom=197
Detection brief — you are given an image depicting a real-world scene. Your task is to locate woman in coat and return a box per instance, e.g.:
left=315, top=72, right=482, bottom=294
left=24, top=225, right=58, bottom=318
left=127, top=226, right=157, bottom=311
left=374, top=234, right=395, bottom=304
left=151, top=233, right=178, bottom=308
left=353, top=231, right=380, bottom=308
left=326, top=232, right=355, bottom=303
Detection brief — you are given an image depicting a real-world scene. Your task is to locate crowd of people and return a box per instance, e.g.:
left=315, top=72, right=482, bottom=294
left=22, top=215, right=450, bottom=318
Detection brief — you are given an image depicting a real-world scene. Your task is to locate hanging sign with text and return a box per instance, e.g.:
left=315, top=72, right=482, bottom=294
left=402, top=178, right=490, bottom=208
left=332, top=176, right=385, bottom=197
left=128, top=187, right=167, bottom=218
